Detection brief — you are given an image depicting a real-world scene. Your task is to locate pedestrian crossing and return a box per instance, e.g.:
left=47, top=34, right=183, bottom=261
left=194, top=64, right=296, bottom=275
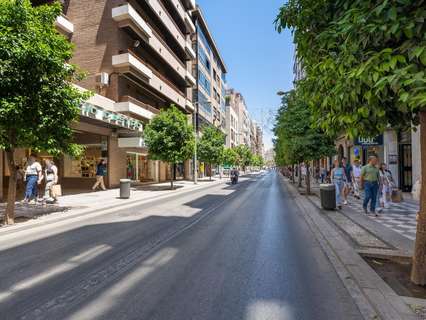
left=345, top=196, right=419, bottom=241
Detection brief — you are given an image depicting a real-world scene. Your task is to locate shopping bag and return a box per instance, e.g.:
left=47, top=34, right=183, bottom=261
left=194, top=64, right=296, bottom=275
left=391, top=189, right=403, bottom=203
left=51, top=184, right=62, bottom=197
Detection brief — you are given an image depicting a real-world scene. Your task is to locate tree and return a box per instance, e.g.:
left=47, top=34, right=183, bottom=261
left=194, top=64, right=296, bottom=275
left=144, top=105, right=194, bottom=189
left=197, top=126, right=225, bottom=180
left=251, top=155, right=264, bottom=168
left=0, top=0, right=88, bottom=224
left=234, top=145, right=252, bottom=171
left=222, top=147, right=237, bottom=170
left=273, top=90, right=335, bottom=193
left=276, top=0, right=426, bottom=283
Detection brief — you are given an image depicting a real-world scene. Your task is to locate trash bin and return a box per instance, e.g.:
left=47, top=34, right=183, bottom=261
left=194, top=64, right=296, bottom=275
left=320, top=184, right=336, bottom=210
left=120, top=179, right=131, bottom=199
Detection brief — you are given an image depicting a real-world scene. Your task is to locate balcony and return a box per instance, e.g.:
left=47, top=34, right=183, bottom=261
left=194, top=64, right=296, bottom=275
left=115, top=50, right=187, bottom=109
left=55, top=14, right=74, bottom=34
left=186, top=99, right=194, bottom=112
left=113, top=3, right=187, bottom=81
left=112, top=3, right=152, bottom=40
left=186, top=70, right=196, bottom=87
left=184, top=12, right=196, bottom=34
left=185, top=38, right=196, bottom=59
left=115, top=96, right=159, bottom=120
left=143, top=0, right=186, bottom=52
left=112, top=52, right=153, bottom=81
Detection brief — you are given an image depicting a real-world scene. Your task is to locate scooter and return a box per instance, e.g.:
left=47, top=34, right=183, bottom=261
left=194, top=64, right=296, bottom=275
left=231, top=173, right=238, bottom=185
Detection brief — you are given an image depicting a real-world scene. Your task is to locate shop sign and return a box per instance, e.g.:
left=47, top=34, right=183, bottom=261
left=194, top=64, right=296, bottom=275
left=355, top=135, right=383, bottom=146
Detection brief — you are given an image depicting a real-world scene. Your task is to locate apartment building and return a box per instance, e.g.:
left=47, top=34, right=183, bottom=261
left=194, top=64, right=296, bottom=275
left=225, top=89, right=239, bottom=148
left=225, top=89, right=251, bottom=149
left=1, top=0, right=198, bottom=200
left=192, top=6, right=227, bottom=133
left=256, top=125, right=264, bottom=157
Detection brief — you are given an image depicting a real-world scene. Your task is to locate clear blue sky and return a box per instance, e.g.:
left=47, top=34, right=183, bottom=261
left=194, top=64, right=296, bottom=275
left=197, top=0, right=294, bottom=150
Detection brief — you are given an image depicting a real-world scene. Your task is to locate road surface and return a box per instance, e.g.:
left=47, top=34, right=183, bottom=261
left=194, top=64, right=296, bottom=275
left=0, top=172, right=363, bottom=320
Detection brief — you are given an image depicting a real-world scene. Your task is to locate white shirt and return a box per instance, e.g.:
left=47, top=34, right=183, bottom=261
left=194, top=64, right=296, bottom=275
left=25, top=161, right=42, bottom=176
left=352, top=165, right=362, bottom=178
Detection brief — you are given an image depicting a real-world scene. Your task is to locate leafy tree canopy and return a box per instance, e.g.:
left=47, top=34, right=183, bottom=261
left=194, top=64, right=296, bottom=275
left=222, top=147, right=237, bottom=167
left=276, top=0, right=426, bottom=138
left=234, top=145, right=253, bottom=168
left=0, top=0, right=88, bottom=156
left=198, top=125, right=225, bottom=166
left=144, top=105, right=194, bottom=164
left=273, top=90, right=335, bottom=166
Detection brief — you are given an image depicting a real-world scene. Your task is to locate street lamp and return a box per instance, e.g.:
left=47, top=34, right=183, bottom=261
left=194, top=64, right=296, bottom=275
left=193, top=100, right=211, bottom=184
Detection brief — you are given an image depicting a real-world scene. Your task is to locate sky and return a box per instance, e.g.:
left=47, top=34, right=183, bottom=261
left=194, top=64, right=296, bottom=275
left=196, top=0, right=295, bottom=150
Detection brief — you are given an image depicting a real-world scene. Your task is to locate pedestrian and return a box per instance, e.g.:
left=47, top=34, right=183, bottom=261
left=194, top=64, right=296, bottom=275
left=92, top=159, right=107, bottom=191
left=320, top=166, right=327, bottom=184
left=331, top=159, right=346, bottom=210
left=351, top=159, right=362, bottom=199
left=23, top=154, right=43, bottom=204
left=379, top=163, right=393, bottom=209
left=44, top=159, right=59, bottom=203
left=342, top=157, right=352, bottom=205
left=315, top=166, right=320, bottom=184
left=360, top=155, right=380, bottom=216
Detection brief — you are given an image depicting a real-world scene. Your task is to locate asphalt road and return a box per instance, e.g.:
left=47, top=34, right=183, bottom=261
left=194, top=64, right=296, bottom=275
left=0, top=172, right=363, bottom=320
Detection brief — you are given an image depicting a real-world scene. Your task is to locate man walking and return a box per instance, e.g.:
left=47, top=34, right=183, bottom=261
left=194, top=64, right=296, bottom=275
left=361, top=155, right=380, bottom=216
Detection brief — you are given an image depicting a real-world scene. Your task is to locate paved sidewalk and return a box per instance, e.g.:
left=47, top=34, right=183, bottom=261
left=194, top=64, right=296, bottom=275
left=303, top=181, right=419, bottom=242
left=0, top=176, right=229, bottom=224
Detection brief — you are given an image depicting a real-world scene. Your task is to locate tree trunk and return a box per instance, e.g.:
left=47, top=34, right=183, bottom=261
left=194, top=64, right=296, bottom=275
left=209, top=164, right=212, bottom=181
left=292, top=164, right=295, bottom=183
left=411, top=110, right=426, bottom=284
left=4, top=149, right=17, bottom=225
left=306, top=163, right=311, bottom=195
left=170, top=164, right=174, bottom=190
left=298, top=164, right=302, bottom=188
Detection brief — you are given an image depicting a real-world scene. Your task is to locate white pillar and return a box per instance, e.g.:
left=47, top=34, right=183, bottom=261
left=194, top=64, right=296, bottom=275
left=383, top=129, right=399, bottom=187
left=412, top=126, right=421, bottom=185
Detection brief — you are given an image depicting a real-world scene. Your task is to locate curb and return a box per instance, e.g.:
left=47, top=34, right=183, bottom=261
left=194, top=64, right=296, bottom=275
left=280, top=176, right=418, bottom=320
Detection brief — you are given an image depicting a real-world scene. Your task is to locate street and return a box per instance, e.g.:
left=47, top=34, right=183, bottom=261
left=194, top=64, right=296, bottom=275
left=0, top=172, right=363, bottom=320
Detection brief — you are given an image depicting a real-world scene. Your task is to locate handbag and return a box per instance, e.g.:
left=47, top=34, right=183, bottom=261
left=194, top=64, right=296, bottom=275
left=51, top=184, right=62, bottom=197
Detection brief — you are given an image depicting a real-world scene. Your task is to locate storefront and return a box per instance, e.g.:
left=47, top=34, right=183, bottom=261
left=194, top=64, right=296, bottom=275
left=126, top=152, right=155, bottom=182
left=61, top=131, right=109, bottom=191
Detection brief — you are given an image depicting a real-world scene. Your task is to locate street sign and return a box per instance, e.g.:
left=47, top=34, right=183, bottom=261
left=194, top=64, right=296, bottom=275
left=355, top=135, right=383, bottom=146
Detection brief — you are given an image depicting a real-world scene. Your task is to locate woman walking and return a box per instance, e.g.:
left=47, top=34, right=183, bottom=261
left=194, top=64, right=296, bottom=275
left=379, top=163, right=393, bottom=209
left=331, top=159, right=346, bottom=210
left=92, top=159, right=107, bottom=191
left=44, top=159, right=59, bottom=203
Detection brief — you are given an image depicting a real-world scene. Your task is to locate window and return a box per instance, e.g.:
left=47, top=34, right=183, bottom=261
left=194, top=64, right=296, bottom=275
left=198, top=46, right=211, bottom=72
left=197, top=24, right=212, bottom=55
left=198, top=90, right=211, bottom=115
left=198, top=67, right=211, bottom=95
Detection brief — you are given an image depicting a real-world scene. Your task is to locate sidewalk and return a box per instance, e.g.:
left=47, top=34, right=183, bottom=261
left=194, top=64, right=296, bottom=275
left=0, top=176, right=229, bottom=226
left=306, top=181, right=419, bottom=242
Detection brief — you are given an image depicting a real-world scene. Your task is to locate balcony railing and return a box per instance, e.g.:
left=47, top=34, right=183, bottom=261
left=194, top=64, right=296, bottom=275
left=55, top=14, right=74, bottom=34
left=112, top=51, right=153, bottom=81
left=115, top=96, right=159, bottom=120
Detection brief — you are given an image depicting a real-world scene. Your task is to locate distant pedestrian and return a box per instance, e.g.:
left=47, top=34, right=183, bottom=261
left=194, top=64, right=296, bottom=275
left=351, top=159, right=362, bottom=199
left=23, top=154, right=43, bottom=204
left=331, top=159, right=346, bottom=210
left=361, top=155, right=380, bottom=216
left=44, top=159, right=59, bottom=203
left=379, top=163, right=393, bottom=209
left=92, top=159, right=107, bottom=191
left=320, top=166, right=327, bottom=184
left=342, top=157, right=352, bottom=205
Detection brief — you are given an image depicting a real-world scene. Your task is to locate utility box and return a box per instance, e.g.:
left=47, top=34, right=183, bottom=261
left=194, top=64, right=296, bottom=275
left=320, top=184, right=336, bottom=210
left=120, top=179, right=131, bottom=199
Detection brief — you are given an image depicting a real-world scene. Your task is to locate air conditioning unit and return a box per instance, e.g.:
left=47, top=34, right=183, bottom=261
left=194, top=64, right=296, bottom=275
left=97, top=72, right=109, bottom=87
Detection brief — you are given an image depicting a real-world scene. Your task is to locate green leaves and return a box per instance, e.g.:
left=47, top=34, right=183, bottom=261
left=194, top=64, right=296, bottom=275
left=197, top=126, right=225, bottom=166
left=144, top=105, right=194, bottom=164
left=275, top=0, right=426, bottom=138
left=0, top=0, right=87, bottom=153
